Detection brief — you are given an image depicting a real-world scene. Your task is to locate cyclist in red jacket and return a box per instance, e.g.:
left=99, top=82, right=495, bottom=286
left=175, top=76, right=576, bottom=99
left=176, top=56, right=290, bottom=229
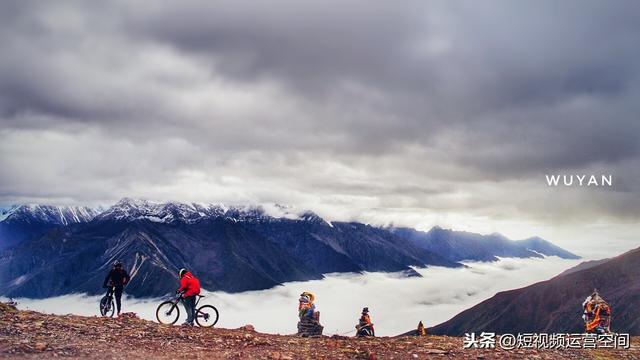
left=177, top=268, right=201, bottom=326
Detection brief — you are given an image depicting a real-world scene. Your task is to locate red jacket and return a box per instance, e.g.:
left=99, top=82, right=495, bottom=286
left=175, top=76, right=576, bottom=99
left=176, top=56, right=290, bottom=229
left=178, top=271, right=201, bottom=297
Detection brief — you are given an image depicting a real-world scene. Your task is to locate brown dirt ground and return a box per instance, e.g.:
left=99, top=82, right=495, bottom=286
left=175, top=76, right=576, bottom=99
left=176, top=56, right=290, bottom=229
left=1, top=307, right=638, bottom=359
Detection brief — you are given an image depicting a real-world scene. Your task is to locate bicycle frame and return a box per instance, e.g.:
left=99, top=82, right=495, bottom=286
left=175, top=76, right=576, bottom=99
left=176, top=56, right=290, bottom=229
left=162, top=296, right=181, bottom=315
left=162, top=295, right=194, bottom=312
left=164, top=295, right=205, bottom=316
left=172, top=293, right=203, bottom=305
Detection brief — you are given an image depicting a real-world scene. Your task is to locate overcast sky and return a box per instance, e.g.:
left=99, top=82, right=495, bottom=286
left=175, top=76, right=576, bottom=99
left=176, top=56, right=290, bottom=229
left=1, top=1, right=638, bottom=256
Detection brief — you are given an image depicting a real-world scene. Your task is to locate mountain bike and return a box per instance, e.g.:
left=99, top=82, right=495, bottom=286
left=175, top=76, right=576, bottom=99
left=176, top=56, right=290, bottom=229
left=99, top=286, right=116, bottom=317
left=156, top=293, right=219, bottom=327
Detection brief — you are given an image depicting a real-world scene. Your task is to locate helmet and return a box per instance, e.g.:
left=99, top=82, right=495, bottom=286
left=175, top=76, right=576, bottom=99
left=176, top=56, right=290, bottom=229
left=179, top=268, right=188, bottom=278
left=300, top=291, right=315, bottom=302
left=113, top=260, right=122, bottom=268
left=362, top=307, right=369, bottom=313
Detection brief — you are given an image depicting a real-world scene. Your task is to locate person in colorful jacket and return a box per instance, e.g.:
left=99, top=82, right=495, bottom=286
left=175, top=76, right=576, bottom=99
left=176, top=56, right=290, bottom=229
left=298, top=291, right=316, bottom=319
left=177, top=268, right=201, bottom=326
left=356, top=307, right=375, bottom=337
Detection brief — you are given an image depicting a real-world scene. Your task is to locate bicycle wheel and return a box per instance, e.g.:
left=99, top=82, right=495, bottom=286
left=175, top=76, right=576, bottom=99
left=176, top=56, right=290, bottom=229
left=100, top=296, right=115, bottom=317
left=195, top=305, right=219, bottom=327
left=156, top=301, right=180, bottom=325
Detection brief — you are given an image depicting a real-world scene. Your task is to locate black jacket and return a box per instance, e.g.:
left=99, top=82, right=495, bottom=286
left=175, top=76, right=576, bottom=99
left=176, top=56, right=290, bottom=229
left=103, top=268, right=130, bottom=288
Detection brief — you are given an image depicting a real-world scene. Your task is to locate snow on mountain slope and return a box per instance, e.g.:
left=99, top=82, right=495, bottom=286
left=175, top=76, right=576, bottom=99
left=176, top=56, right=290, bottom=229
left=0, top=204, right=100, bottom=225
left=0, top=206, right=21, bottom=222
left=0, top=204, right=102, bottom=250
left=94, top=198, right=325, bottom=224
left=1, top=198, right=327, bottom=227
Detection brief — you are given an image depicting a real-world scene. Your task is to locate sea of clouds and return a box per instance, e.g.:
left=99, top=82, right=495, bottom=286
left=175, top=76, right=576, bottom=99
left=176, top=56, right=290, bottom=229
left=3, top=257, right=580, bottom=336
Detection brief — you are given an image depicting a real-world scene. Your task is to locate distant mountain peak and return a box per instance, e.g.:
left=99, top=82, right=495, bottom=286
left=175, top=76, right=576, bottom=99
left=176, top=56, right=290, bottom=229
left=522, top=236, right=545, bottom=243
left=94, top=198, right=327, bottom=225
left=0, top=204, right=99, bottom=225
left=428, top=225, right=452, bottom=233
left=389, top=226, right=580, bottom=262
left=0, top=205, right=21, bottom=222
left=114, top=197, right=158, bottom=207
left=515, top=237, right=580, bottom=260
left=1, top=198, right=331, bottom=227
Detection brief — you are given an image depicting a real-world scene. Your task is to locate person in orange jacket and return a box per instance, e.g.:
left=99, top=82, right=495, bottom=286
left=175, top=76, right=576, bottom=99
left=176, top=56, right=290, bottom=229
left=177, top=268, right=201, bottom=326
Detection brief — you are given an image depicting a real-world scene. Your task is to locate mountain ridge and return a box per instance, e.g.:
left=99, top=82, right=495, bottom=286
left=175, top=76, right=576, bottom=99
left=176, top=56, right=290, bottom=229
left=0, top=204, right=100, bottom=250
left=0, top=215, right=459, bottom=298
left=389, top=226, right=580, bottom=262
left=0, top=198, right=580, bottom=299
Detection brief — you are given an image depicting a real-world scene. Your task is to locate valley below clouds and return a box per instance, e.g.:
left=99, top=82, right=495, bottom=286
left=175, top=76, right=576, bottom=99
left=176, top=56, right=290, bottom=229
left=5, top=257, right=580, bottom=336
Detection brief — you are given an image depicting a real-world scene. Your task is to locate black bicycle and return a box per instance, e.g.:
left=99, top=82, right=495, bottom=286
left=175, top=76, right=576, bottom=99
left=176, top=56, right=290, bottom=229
left=99, top=286, right=116, bottom=317
left=156, top=294, right=219, bottom=327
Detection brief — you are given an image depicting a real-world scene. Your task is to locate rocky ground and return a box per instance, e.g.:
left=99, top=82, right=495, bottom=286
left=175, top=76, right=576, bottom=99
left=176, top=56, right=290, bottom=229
left=1, top=305, right=638, bottom=359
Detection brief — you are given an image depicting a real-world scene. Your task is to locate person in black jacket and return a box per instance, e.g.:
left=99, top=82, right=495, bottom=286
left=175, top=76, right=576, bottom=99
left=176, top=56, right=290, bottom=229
left=103, top=260, right=130, bottom=316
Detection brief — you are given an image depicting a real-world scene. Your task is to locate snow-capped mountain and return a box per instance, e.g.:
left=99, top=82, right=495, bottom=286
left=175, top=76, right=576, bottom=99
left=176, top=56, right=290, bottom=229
left=94, top=197, right=327, bottom=224
left=0, top=198, right=580, bottom=298
left=0, top=204, right=101, bottom=250
left=1, top=198, right=329, bottom=226
left=0, top=206, right=21, bottom=222
left=1, top=204, right=99, bottom=225
left=0, top=203, right=462, bottom=297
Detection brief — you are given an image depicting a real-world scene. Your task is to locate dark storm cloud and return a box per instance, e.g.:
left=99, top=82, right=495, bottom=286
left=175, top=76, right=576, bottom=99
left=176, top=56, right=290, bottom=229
left=1, top=0, right=640, bottom=228
left=125, top=2, right=429, bottom=92
left=123, top=0, right=640, bottom=171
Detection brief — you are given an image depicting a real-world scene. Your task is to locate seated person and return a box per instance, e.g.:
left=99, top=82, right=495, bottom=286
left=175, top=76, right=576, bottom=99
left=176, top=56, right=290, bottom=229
left=356, top=307, right=375, bottom=337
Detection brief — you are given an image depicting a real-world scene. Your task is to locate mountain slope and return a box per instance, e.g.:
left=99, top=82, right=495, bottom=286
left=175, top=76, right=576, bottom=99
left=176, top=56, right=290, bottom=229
left=429, top=246, right=640, bottom=335
left=559, top=258, right=610, bottom=276
left=0, top=205, right=99, bottom=250
left=515, top=237, right=581, bottom=259
left=247, top=221, right=461, bottom=275
left=390, top=226, right=580, bottom=262
left=0, top=218, right=320, bottom=298
left=0, top=198, right=577, bottom=298
left=0, top=200, right=463, bottom=298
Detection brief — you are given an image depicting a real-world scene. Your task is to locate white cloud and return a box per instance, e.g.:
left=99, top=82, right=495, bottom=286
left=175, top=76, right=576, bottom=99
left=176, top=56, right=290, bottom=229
left=5, top=257, right=580, bottom=336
